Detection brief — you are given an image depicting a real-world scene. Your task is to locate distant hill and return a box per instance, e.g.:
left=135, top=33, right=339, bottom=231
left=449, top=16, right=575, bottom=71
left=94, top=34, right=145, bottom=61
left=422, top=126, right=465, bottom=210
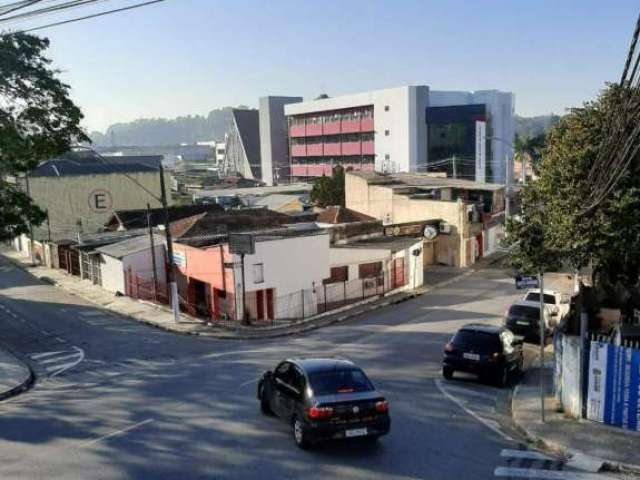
left=515, top=114, right=561, bottom=139
left=91, top=109, right=562, bottom=147
left=89, top=106, right=250, bottom=147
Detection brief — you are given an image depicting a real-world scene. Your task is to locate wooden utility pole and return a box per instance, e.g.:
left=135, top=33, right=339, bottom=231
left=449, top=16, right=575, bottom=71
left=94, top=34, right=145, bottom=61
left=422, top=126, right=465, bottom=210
left=159, top=165, right=180, bottom=322
left=146, top=203, right=159, bottom=301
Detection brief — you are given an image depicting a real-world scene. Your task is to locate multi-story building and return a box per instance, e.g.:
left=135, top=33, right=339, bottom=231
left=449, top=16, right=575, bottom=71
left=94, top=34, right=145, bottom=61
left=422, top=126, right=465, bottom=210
left=283, top=86, right=514, bottom=184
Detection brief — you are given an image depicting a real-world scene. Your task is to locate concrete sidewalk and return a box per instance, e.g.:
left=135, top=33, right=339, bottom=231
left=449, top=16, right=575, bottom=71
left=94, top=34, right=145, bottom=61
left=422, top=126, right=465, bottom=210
left=512, top=366, right=640, bottom=475
left=2, top=249, right=473, bottom=340
left=0, top=344, right=33, bottom=401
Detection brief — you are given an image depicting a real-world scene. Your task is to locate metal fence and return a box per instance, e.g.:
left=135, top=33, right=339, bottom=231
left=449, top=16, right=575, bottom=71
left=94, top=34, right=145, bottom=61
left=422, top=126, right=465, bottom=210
left=124, top=265, right=409, bottom=329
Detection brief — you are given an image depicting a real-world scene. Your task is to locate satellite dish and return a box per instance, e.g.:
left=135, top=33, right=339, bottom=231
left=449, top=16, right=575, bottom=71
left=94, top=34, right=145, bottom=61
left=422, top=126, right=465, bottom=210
left=423, top=225, right=438, bottom=240
left=393, top=226, right=401, bottom=236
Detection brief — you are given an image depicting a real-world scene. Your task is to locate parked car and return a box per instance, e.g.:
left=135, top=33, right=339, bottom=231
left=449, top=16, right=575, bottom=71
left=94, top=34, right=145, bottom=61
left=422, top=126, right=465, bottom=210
left=257, top=358, right=391, bottom=449
left=522, top=289, right=570, bottom=325
left=504, top=300, right=553, bottom=342
left=442, top=324, right=524, bottom=386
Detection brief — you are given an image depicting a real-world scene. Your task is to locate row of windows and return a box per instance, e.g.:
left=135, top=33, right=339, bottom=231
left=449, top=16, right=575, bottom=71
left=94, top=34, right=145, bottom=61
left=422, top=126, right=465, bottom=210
left=291, top=133, right=375, bottom=145
left=290, top=107, right=374, bottom=125
left=291, top=156, right=375, bottom=165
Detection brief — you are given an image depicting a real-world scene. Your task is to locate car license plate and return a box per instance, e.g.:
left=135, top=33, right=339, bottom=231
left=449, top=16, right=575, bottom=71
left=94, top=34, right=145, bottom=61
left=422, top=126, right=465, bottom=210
left=345, top=428, right=367, bottom=438
left=463, top=353, right=480, bottom=361
left=517, top=321, right=529, bottom=326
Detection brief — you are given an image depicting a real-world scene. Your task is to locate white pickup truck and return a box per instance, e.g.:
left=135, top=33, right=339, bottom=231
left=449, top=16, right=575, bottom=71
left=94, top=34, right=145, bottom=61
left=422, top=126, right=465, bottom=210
left=522, top=289, right=570, bottom=326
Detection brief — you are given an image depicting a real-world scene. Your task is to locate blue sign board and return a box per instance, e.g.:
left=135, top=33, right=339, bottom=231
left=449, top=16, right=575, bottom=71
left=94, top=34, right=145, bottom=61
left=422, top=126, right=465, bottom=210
left=515, top=275, right=539, bottom=290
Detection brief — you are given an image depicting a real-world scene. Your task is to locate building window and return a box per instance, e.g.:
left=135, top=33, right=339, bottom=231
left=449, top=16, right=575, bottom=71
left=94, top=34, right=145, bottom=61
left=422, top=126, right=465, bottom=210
left=384, top=105, right=390, bottom=112
left=358, top=261, right=382, bottom=279
left=384, top=130, right=390, bottom=136
left=253, top=264, right=264, bottom=284
left=323, top=266, right=348, bottom=284
left=385, top=154, right=390, bottom=160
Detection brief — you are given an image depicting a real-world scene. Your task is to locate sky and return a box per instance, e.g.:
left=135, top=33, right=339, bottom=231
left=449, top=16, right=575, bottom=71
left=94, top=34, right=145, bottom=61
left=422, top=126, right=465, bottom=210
left=4, top=0, right=637, bottom=133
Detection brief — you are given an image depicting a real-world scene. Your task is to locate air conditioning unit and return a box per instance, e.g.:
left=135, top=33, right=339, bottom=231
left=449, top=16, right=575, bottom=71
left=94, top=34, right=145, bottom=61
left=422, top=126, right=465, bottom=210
left=439, top=222, right=451, bottom=234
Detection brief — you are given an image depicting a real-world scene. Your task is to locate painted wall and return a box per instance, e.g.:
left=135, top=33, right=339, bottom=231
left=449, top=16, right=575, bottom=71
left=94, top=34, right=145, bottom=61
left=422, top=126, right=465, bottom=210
left=172, top=242, right=234, bottom=293
left=99, top=244, right=167, bottom=294
left=24, top=171, right=172, bottom=240
left=100, top=255, right=126, bottom=294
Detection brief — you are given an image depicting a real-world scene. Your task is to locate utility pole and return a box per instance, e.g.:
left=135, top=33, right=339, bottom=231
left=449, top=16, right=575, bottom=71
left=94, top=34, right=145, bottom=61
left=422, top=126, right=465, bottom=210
left=240, top=253, right=248, bottom=325
left=159, top=164, right=180, bottom=323
left=538, top=271, right=546, bottom=422
left=146, top=203, right=159, bottom=301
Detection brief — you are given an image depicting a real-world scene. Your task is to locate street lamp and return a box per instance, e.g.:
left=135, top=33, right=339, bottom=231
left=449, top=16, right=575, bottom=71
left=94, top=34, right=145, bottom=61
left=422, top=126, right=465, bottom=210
left=73, top=146, right=181, bottom=323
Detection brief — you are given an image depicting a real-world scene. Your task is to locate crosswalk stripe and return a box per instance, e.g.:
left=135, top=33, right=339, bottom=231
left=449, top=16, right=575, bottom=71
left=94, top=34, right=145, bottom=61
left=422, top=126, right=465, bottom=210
left=30, top=351, right=67, bottom=360
left=501, top=449, right=556, bottom=461
left=46, top=361, right=81, bottom=373
left=494, top=467, right=608, bottom=479
left=39, top=353, right=81, bottom=365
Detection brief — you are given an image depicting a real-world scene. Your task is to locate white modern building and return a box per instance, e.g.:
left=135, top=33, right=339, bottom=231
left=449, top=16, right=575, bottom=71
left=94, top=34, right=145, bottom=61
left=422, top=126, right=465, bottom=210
left=283, top=85, right=514, bottom=184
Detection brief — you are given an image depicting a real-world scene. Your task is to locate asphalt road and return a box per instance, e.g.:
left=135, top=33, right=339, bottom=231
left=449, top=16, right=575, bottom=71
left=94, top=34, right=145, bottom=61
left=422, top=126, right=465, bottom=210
left=0, top=256, right=618, bottom=480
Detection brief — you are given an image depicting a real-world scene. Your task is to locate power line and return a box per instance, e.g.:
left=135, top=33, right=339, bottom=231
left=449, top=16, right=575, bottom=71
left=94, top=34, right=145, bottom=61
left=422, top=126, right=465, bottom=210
left=0, top=0, right=43, bottom=17
left=3, top=0, right=165, bottom=34
left=0, top=0, right=109, bottom=25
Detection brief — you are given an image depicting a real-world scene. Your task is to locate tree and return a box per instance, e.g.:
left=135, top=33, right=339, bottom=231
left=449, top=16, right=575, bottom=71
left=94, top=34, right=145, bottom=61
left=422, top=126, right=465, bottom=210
left=0, top=33, right=87, bottom=241
left=505, top=84, right=640, bottom=298
left=310, top=166, right=345, bottom=208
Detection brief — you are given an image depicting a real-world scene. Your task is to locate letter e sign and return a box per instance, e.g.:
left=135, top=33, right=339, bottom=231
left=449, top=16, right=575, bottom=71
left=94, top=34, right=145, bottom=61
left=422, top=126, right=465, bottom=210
left=88, top=189, right=113, bottom=212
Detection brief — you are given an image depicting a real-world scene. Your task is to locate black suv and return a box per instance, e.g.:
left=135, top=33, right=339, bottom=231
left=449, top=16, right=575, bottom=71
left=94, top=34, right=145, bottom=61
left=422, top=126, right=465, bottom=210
left=257, top=358, right=391, bottom=449
left=442, top=324, right=524, bottom=386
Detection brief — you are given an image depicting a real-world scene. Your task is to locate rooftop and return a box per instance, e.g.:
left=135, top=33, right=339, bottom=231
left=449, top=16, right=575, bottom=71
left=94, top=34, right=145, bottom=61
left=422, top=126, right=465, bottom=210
left=316, top=206, right=376, bottom=225
left=30, top=155, right=160, bottom=178
left=347, top=170, right=505, bottom=192
left=95, top=234, right=165, bottom=259
left=105, top=204, right=224, bottom=231
left=289, top=358, right=356, bottom=373
left=331, top=235, right=422, bottom=252
left=193, top=183, right=312, bottom=199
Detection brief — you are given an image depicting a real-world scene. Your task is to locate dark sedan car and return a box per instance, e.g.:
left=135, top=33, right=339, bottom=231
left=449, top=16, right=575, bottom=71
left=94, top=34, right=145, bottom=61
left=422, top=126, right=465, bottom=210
left=257, top=358, right=390, bottom=449
left=442, top=324, right=524, bottom=386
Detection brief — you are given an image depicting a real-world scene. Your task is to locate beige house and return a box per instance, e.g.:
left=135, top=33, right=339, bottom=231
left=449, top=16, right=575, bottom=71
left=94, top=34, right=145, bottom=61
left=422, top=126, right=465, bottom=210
left=345, top=171, right=505, bottom=267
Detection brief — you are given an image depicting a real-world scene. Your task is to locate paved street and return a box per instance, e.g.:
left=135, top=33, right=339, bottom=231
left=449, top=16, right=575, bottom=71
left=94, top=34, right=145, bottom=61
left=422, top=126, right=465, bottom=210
left=0, top=256, right=622, bottom=479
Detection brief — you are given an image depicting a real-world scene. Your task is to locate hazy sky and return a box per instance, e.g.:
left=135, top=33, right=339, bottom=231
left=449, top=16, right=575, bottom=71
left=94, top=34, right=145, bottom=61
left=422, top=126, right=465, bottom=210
left=5, top=0, right=637, bottom=132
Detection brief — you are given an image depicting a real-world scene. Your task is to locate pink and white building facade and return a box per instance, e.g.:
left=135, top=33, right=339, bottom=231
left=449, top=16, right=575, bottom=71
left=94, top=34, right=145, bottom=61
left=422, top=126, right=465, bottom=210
left=282, top=85, right=515, bottom=185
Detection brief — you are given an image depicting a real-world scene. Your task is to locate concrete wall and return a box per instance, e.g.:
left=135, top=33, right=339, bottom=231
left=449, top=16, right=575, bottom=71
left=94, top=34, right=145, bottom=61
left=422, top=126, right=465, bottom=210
left=100, top=255, right=125, bottom=294
left=557, top=334, right=582, bottom=419
left=241, top=234, right=330, bottom=295
left=259, top=96, right=303, bottom=185
left=25, top=171, right=171, bottom=239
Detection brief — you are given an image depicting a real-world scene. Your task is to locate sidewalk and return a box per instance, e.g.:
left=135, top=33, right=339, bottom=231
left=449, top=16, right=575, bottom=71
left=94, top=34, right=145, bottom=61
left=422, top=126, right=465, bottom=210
left=2, top=249, right=475, bottom=340
left=0, top=345, right=33, bottom=401
left=512, top=366, right=640, bottom=474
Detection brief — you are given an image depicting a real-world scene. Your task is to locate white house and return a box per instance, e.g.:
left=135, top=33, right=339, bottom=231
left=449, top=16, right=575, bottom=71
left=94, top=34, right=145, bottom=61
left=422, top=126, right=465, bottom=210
left=95, top=234, right=166, bottom=295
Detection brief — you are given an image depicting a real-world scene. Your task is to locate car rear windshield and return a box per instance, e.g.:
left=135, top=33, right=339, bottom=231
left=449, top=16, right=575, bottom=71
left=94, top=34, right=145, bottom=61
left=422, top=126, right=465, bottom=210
left=509, top=305, right=540, bottom=319
left=452, top=330, right=502, bottom=353
left=308, top=368, right=374, bottom=396
left=525, top=293, right=556, bottom=304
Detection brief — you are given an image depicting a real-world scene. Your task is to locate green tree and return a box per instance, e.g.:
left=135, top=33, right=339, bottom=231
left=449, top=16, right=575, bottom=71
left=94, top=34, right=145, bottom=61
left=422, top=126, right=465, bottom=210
left=310, top=166, right=345, bottom=207
left=506, top=84, right=640, bottom=294
left=0, top=33, right=87, bottom=241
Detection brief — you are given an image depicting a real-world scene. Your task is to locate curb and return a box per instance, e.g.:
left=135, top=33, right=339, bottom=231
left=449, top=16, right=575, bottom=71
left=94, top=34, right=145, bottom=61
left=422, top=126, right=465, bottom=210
left=1, top=252, right=479, bottom=341
left=0, top=348, right=35, bottom=402
left=511, top=384, right=640, bottom=475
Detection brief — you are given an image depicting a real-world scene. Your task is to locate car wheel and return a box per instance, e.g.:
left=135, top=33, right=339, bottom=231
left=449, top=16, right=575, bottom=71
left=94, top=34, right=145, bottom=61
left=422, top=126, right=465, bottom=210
left=259, top=386, right=272, bottom=415
left=442, top=366, right=454, bottom=380
left=293, top=417, right=310, bottom=450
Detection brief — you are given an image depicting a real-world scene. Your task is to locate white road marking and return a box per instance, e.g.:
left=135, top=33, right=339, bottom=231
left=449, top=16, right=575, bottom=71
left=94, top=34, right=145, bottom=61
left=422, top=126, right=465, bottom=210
left=30, top=350, right=67, bottom=360
left=435, top=378, right=513, bottom=442
left=55, top=337, right=65, bottom=343
left=238, top=376, right=261, bottom=388
left=40, top=353, right=82, bottom=365
left=79, top=418, right=153, bottom=447
left=494, top=467, right=611, bottom=479
left=501, top=449, right=556, bottom=461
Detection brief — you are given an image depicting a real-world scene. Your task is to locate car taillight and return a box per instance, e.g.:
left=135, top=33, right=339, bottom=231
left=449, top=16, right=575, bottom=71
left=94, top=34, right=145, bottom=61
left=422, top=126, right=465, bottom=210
left=375, top=400, right=389, bottom=414
left=444, top=343, right=454, bottom=353
left=306, top=406, right=334, bottom=420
